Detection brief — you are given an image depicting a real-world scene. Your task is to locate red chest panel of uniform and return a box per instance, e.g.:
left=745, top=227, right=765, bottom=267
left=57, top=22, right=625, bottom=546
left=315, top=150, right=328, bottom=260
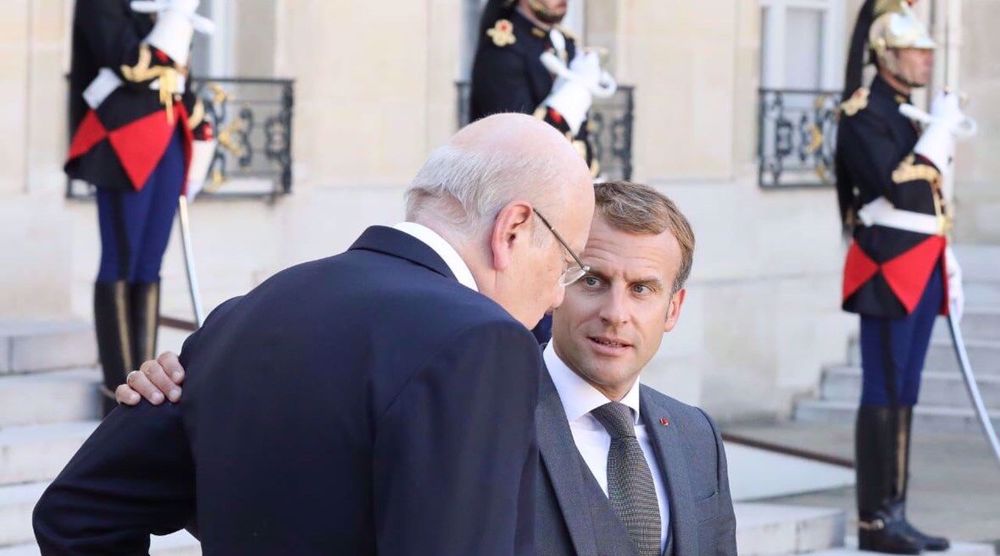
left=843, top=235, right=948, bottom=315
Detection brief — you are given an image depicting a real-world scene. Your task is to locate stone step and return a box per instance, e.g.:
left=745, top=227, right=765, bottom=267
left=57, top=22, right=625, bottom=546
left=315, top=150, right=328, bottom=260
left=0, top=369, right=101, bottom=428
left=965, top=282, right=1000, bottom=306
left=735, top=503, right=846, bottom=555
left=848, top=337, right=1000, bottom=374
left=953, top=244, right=1000, bottom=283
left=794, top=399, right=1000, bottom=433
left=808, top=536, right=996, bottom=556
left=0, top=421, right=98, bottom=487
left=0, top=483, right=45, bottom=547
left=0, top=530, right=200, bottom=555
left=0, top=320, right=96, bottom=375
left=932, top=310, right=1000, bottom=342
left=820, top=365, right=1000, bottom=408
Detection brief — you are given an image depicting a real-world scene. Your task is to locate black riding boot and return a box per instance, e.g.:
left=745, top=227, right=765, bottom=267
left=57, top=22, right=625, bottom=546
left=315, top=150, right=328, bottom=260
left=856, top=406, right=923, bottom=554
left=895, top=407, right=950, bottom=551
left=129, top=281, right=160, bottom=366
left=93, top=281, right=133, bottom=416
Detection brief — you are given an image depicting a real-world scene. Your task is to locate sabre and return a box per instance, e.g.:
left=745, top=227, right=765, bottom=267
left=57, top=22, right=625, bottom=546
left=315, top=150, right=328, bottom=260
left=946, top=308, right=1000, bottom=467
left=898, top=93, right=997, bottom=464
left=177, top=196, right=205, bottom=327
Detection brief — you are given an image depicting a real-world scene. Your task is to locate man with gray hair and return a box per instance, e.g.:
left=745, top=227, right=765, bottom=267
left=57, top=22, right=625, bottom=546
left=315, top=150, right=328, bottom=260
left=33, top=113, right=595, bottom=555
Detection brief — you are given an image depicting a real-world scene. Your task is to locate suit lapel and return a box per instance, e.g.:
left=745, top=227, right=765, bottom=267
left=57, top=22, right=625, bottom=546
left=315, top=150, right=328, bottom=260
left=641, top=387, right=699, bottom=556
left=536, top=370, right=599, bottom=556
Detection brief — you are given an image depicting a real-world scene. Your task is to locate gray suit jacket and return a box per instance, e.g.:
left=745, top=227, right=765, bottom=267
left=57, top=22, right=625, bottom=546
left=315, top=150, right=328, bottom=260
left=535, top=368, right=737, bottom=556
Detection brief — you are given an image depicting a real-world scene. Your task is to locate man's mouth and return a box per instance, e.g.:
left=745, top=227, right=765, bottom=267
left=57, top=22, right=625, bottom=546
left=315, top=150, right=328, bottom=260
left=588, top=336, right=632, bottom=350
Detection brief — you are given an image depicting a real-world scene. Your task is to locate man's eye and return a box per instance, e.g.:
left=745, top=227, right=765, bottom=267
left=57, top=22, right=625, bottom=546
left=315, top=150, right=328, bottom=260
left=583, top=276, right=600, bottom=287
left=633, top=284, right=651, bottom=295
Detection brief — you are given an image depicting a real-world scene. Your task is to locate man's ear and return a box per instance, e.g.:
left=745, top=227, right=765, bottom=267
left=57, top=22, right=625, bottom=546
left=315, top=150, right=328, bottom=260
left=663, top=287, right=686, bottom=333
left=489, top=201, right=533, bottom=271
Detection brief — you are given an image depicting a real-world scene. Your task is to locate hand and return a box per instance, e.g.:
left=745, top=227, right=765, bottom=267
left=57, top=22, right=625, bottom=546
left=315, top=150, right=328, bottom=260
left=567, top=51, right=603, bottom=89
left=914, top=90, right=976, bottom=174
left=945, top=246, right=965, bottom=322
left=928, top=90, right=967, bottom=134
left=543, top=51, right=606, bottom=136
left=115, top=351, right=186, bottom=406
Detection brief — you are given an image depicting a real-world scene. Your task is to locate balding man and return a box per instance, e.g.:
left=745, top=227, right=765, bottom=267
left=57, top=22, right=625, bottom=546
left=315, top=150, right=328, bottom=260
left=33, top=113, right=595, bottom=555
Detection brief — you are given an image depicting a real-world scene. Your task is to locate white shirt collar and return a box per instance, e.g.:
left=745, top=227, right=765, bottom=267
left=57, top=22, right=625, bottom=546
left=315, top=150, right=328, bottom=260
left=543, top=341, right=642, bottom=425
left=393, top=222, right=478, bottom=292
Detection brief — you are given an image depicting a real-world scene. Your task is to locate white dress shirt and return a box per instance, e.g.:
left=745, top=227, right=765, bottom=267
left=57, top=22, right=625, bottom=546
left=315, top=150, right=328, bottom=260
left=544, top=342, right=670, bottom=551
left=393, top=222, right=478, bottom=292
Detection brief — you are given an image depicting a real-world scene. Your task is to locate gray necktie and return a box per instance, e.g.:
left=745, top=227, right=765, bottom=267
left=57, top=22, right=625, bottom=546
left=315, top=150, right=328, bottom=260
left=592, top=401, right=661, bottom=556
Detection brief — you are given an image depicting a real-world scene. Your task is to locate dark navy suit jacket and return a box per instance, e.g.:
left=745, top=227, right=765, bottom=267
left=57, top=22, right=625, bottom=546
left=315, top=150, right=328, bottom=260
left=34, top=226, right=542, bottom=555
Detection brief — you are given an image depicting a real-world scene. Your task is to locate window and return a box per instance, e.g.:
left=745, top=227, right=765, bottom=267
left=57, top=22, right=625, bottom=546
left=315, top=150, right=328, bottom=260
left=760, top=0, right=844, bottom=90
left=190, top=0, right=235, bottom=78
left=758, top=0, right=845, bottom=188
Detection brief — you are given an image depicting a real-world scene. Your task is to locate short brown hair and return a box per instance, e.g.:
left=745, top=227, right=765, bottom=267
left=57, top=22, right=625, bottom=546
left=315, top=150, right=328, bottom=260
left=593, top=181, right=695, bottom=293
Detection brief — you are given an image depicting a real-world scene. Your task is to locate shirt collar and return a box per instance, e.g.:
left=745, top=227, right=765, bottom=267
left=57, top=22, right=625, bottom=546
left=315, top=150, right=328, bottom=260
left=393, top=222, right=478, bottom=292
left=543, top=341, right=642, bottom=425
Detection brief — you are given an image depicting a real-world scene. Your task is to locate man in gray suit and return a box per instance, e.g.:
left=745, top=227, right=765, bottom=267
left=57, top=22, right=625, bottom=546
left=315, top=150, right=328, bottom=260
left=535, top=180, right=737, bottom=556
left=118, top=180, right=737, bottom=556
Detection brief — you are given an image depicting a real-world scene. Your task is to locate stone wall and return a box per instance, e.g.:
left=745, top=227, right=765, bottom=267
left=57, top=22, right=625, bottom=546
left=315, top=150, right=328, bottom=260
left=4, top=0, right=995, bottom=421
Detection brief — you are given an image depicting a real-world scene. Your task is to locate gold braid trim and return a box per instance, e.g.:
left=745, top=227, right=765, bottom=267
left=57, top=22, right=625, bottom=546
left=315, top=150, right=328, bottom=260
left=892, top=155, right=940, bottom=185
left=120, top=44, right=183, bottom=125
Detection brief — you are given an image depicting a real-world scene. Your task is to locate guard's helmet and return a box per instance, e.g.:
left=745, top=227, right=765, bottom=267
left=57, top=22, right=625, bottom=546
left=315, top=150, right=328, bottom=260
left=869, top=0, right=935, bottom=62
left=843, top=0, right=935, bottom=97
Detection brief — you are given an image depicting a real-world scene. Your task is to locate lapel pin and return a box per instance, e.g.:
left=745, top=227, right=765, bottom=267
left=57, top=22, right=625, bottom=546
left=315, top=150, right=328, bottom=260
left=659, top=417, right=670, bottom=426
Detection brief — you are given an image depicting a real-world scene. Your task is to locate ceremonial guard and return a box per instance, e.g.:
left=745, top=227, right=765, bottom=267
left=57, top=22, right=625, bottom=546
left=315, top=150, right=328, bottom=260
left=836, top=1, right=972, bottom=552
left=471, top=0, right=615, bottom=342
left=470, top=0, right=614, bottom=177
left=66, top=0, right=214, bottom=414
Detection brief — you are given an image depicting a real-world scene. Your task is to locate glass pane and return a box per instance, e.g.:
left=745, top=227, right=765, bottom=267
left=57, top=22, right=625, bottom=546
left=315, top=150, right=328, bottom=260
left=784, top=7, right=824, bottom=90
left=760, top=6, right=771, bottom=86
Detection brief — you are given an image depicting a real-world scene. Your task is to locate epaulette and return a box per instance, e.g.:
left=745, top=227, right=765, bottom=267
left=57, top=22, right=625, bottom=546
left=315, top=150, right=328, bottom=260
left=486, top=19, right=516, bottom=47
left=840, top=87, right=869, bottom=117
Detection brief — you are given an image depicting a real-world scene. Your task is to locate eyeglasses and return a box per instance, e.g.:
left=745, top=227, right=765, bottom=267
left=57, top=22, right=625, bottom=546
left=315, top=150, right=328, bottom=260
left=533, top=208, right=590, bottom=287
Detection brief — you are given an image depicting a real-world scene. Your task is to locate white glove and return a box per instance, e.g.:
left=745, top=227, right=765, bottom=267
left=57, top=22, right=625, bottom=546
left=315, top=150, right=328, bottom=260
left=167, top=0, right=199, bottom=15
left=914, top=91, right=965, bottom=175
left=543, top=51, right=603, bottom=136
left=137, top=0, right=205, bottom=66
left=945, top=246, right=964, bottom=322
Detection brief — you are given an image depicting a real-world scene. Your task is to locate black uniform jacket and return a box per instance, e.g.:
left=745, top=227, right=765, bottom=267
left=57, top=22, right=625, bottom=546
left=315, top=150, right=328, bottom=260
left=66, top=0, right=210, bottom=193
left=837, top=76, right=953, bottom=319
left=470, top=8, right=597, bottom=174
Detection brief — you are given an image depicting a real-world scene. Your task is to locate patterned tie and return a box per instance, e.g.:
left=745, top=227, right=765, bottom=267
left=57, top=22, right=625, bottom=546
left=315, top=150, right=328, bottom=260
left=591, top=401, right=661, bottom=556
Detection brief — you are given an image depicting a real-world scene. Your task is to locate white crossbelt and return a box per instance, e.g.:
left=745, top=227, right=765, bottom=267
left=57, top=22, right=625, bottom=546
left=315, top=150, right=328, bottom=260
left=857, top=197, right=943, bottom=236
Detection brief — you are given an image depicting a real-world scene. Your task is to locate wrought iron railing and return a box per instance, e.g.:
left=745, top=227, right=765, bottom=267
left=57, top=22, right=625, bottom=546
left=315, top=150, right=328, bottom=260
left=456, top=81, right=634, bottom=181
left=758, top=88, right=841, bottom=188
left=66, top=77, right=294, bottom=200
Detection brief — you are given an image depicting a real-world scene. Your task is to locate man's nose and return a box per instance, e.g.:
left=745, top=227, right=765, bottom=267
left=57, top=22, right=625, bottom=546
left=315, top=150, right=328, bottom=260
left=598, top=288, right=628, bottom=325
